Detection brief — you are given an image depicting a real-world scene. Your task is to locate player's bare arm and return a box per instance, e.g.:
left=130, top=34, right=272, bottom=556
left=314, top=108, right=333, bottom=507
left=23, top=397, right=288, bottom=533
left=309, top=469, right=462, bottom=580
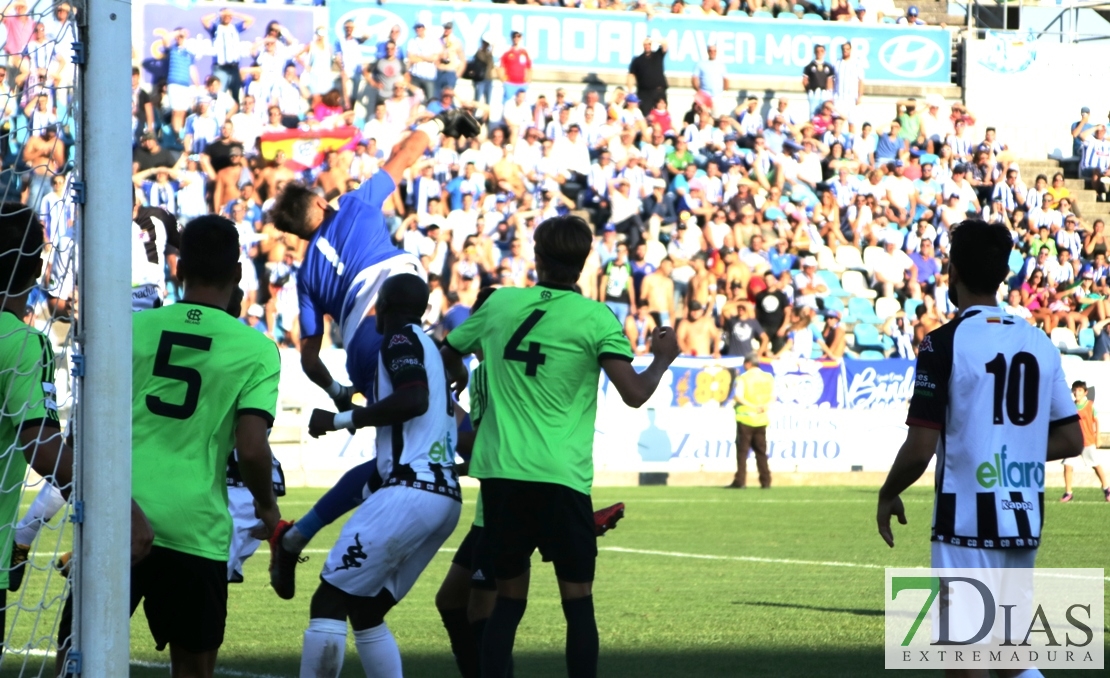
left=308, top=380, right=430, bottom=439
left=236, top=413, right=281, bottom=536
left=299, top=333, right=353, bottom=411
left=440, top=345, right=471, bottom=397
left=1046, top=420, right=1083, bottom=462
left=603, top=327, right=680, bottom=407
left=876, top=425, right=940, bottom=548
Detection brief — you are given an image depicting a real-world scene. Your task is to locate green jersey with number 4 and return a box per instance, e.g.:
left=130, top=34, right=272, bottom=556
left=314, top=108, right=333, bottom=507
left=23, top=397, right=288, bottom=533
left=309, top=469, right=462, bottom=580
left=132, top=302, right=281, bottom=561
left=446, top=283, right=633, bottom=495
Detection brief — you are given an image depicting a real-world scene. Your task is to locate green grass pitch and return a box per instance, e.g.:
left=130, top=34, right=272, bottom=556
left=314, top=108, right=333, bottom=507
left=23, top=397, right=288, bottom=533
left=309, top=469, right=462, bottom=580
left=6, top=485, right=1109, bottom=676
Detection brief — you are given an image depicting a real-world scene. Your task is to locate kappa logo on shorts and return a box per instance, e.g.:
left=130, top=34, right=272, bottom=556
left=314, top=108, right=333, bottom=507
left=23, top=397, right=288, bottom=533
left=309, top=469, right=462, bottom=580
left=388, top=333, right=412, bottom=348
left=335, top=533, right=368, bottom=571
left=186, top=308, right=203, bottom=325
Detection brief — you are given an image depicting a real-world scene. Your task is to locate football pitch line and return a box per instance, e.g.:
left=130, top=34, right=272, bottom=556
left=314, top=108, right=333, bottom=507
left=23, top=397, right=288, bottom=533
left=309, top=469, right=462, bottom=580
left=8, top=651, right=283, bottom=678
left=302, top=545, right=1110, bottom=581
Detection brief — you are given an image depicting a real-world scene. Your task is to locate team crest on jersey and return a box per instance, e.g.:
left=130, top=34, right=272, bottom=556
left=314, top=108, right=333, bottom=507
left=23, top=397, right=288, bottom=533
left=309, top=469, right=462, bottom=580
left=541, top=290, right=552, bottom=300
left=186, top=308, right=203, bottom=325
left=919, top=336, right=933, bottom=353
left=388, top=333, right=411, bottom=348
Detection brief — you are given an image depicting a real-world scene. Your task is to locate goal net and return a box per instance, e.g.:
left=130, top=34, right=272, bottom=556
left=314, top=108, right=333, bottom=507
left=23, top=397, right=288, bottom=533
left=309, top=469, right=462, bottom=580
left=0, top=0, right=81, bottom=672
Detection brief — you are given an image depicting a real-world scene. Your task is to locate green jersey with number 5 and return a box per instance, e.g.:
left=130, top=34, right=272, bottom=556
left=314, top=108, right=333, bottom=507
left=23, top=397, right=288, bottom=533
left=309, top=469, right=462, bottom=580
left=445, top=283, right=633, bottom=495
left=132, top=302, right=281, bottom=560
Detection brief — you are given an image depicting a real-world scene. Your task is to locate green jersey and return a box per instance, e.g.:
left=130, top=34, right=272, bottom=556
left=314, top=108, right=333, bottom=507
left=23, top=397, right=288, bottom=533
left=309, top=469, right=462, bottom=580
left=446, top=284, right=633, bottom=495
left=0, top=310, right=60, bottom=588
left=132, top=302, right=280, bottom=561
left=469, top=362, right=487, bottom=528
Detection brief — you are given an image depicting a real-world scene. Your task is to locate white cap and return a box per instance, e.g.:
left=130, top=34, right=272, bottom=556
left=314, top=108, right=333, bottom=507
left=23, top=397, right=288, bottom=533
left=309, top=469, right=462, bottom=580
left=801, top=255, right=818, bottom=267
left=247, top=304, right=264, bottom=318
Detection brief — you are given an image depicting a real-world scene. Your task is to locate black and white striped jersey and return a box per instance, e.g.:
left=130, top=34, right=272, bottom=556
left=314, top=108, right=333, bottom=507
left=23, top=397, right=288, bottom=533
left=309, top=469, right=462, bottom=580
left=374, top=324, right=460, bottom=500
left=132, top=206, right=180, bottom=311
left=907, top=306, right=1077, bottom=549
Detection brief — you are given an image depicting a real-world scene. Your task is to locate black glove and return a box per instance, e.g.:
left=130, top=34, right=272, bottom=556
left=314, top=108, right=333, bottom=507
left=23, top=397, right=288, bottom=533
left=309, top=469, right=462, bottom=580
left=332, top=384, right=354, bottom=412
left=437, top=109, right=482, bottom=140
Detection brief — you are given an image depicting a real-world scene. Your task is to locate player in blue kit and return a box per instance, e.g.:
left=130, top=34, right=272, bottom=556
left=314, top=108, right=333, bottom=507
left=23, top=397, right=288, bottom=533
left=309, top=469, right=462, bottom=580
left=266, top=109, right=481, bottom=599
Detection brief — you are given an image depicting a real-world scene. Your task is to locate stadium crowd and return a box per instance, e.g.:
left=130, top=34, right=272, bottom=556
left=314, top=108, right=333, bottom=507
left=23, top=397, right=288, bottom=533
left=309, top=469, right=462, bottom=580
left=6, top=0, right=1110, bottom=362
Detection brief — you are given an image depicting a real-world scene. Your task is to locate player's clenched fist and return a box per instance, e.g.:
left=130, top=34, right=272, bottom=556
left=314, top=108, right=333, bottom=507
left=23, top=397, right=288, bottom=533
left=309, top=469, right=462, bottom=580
left=651, top=327, right=680, bottom=364
left=309, top=408, right=338, bottom=438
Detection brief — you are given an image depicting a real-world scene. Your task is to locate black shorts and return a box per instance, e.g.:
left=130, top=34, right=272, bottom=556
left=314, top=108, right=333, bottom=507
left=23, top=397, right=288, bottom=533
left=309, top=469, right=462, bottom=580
left=479, top=478, right=597, bottom=583
left=57, top=546, right=227, bottom=653
left=133, top=546, right=228, bottom=652
left=451, top=524, right=497, bottom=591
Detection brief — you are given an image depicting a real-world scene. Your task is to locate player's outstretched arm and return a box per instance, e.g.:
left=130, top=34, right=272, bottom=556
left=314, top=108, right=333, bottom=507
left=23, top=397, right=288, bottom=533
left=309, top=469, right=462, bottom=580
left=1046, top=420, right=1083, bottom=462
left=300, top=334, right=353, bottom=411
left=383, top=110, right=482, bottom=187
left=308, top=384, right=430, bottom=439
left=603, top=327, right=680, bottom=408
left=876, top=425, right=939, bottom=548
left=236, top=413, right=281, bottom=536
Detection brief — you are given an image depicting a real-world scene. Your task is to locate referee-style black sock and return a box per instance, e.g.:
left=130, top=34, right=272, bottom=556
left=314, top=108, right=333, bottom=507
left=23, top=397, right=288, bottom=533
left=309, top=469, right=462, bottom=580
left=562, top=595, right=599, bottom=678
left=440, top=607, right=479, bottom=678
left=481, top=597, right=526, bottom=678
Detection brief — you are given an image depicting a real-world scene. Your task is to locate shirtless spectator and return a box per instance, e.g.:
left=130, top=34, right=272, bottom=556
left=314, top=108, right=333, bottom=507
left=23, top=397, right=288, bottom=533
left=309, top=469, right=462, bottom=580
left=642, top=257, right=676, bottom=327
left=677, top=301, right=721, bottom=357
left=686, top=253, right=715, bottom=312
left=625, top=303, right=657, bottom=356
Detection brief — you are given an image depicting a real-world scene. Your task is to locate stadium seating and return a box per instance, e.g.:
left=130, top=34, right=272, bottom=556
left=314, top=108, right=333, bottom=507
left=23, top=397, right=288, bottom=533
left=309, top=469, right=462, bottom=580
left=1050, top=327, right=1089, bottom=356
left=803, top=13, right=825, bottom=21
left=751, top=10, right=774, bottom=19
left=835, top=246, right=865, bottom=271
left=859, top=349, right=885, bottom=360
left=777, top=12, right=799, bottom=19
left=903, top=298, right=923, bottom=318
left=822, top=296, right=846, bottom=314
left=841, top=270, right=877, bottom=300
left=1079, top=327, right=1096, bottom=351
left=862, top=246, right=886, bottom=274
left=874, top=296, right=901, bottom=321
left=818, top=269, right=851, bottom=297
left=816, top=247, right=844, bottom=273
left=848, top=297, right=880, bottom=324
left=852, top=324, right=886, bottom=353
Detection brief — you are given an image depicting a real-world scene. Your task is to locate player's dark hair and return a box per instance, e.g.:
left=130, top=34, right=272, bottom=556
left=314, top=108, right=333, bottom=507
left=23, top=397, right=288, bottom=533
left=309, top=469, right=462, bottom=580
left=378, top=273, right=429, bottom=322
left=0, top=203, right=44, bottom=297
left=950, top=220, right=1012, bottom=296
left=1072, top=381, right=1087, bottom=391
left=177, top=215, right=241, bottom=287
left=269, top=182, right=318, bottom=239
left=533, top=215, right=592, bottom=284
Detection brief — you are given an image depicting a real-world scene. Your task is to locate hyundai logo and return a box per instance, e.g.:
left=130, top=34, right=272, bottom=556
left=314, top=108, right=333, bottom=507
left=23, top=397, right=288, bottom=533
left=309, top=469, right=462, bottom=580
left=878, top=36, right=945, bottom=79
left=333, top=8, right=408, bottom=47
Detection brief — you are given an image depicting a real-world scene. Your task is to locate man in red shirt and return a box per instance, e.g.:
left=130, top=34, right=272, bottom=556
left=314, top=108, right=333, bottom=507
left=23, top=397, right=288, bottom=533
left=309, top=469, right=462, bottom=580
left=499, top=30, right=531, bottom=102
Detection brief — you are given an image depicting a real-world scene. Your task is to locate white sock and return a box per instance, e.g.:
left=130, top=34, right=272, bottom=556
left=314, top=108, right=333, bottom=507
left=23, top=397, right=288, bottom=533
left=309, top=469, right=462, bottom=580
left=15, top=484, right=66, bottom=545
left=282, top=525, right=309, bottom=554
left=300, top=618, right=347, bottom=678
left=354, top=623, right=402, bottom=678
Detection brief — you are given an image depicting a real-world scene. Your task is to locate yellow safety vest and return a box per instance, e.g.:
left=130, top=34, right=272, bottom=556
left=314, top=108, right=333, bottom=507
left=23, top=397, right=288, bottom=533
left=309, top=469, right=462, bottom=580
left=733, top=368, right=775, bottom=428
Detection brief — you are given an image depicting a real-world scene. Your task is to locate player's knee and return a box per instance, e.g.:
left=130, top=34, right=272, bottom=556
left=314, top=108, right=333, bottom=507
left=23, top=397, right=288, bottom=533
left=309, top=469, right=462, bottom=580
left=348, top=589, right=398, bottom=632
left=308, top=581, right=349, bottom=622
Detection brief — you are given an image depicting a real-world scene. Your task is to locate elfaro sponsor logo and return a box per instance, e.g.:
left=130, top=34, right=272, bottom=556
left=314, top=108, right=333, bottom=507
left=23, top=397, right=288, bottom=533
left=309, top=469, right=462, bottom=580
left=976, top=446, right=1045, bottom=489
left=878, top=35, right=945, bottom=79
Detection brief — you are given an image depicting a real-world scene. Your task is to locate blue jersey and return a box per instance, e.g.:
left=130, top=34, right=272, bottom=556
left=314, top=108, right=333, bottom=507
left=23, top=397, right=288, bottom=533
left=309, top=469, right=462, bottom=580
left=297, top=172, right=403, bottom=339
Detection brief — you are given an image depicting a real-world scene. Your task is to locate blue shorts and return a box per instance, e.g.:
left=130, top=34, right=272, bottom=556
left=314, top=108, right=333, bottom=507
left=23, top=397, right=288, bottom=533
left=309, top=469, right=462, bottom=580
left=345, top=319, right=383, bottom=399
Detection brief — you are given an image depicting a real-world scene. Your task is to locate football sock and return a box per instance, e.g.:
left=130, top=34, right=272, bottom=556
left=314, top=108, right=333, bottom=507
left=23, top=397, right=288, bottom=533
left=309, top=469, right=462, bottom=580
left=562, top=596, right=599, bottom=678
left=354, top=622, right=403, bottom=678
left=440, top=607, right=479, bottom=678
left=300, top=618, right=346, bottom=678
left=481, top=597, right=526, bottom=678
left=15, top=483, right=66, bottom=545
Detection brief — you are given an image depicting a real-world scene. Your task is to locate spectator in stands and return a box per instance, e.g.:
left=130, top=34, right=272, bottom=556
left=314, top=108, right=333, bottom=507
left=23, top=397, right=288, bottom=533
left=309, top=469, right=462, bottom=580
left=1072, top=106, right=1096, bottom=159
left=677, top=301, right=720, bottom=357
left=159, top=28, right=199, bottom=135
left=833, top=42, right=864, bottom=122
left=625, top=303, right=657, bottom=356
left=897, top=6, right=927, bottom=25
left=500, top=30, right=532, bottom=102
left=202, top=8, right=252, bottom=102
left=692, top=43, right=727, bottom=107
left=802, top=44, right=835, bottom=116
left=628, top=38, right=667, bottom=116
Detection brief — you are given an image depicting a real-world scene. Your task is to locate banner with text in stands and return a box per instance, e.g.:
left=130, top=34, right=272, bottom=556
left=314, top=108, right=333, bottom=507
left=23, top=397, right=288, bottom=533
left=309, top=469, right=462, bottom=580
left=327, top=0, right=952, bottom=84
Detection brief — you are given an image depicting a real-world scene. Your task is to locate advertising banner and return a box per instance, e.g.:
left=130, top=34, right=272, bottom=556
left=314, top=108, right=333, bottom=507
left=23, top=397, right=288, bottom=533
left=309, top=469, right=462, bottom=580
left=137, top=2, right=322, bottom=84
left=327, top=0, right=952, bottom=84
left=843, top=358, right=916, bottom=410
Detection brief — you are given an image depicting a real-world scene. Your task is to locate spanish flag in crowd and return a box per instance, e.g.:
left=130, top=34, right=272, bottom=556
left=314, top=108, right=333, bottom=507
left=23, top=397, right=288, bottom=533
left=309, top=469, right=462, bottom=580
left=259, top=127, right=361, bottom=171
